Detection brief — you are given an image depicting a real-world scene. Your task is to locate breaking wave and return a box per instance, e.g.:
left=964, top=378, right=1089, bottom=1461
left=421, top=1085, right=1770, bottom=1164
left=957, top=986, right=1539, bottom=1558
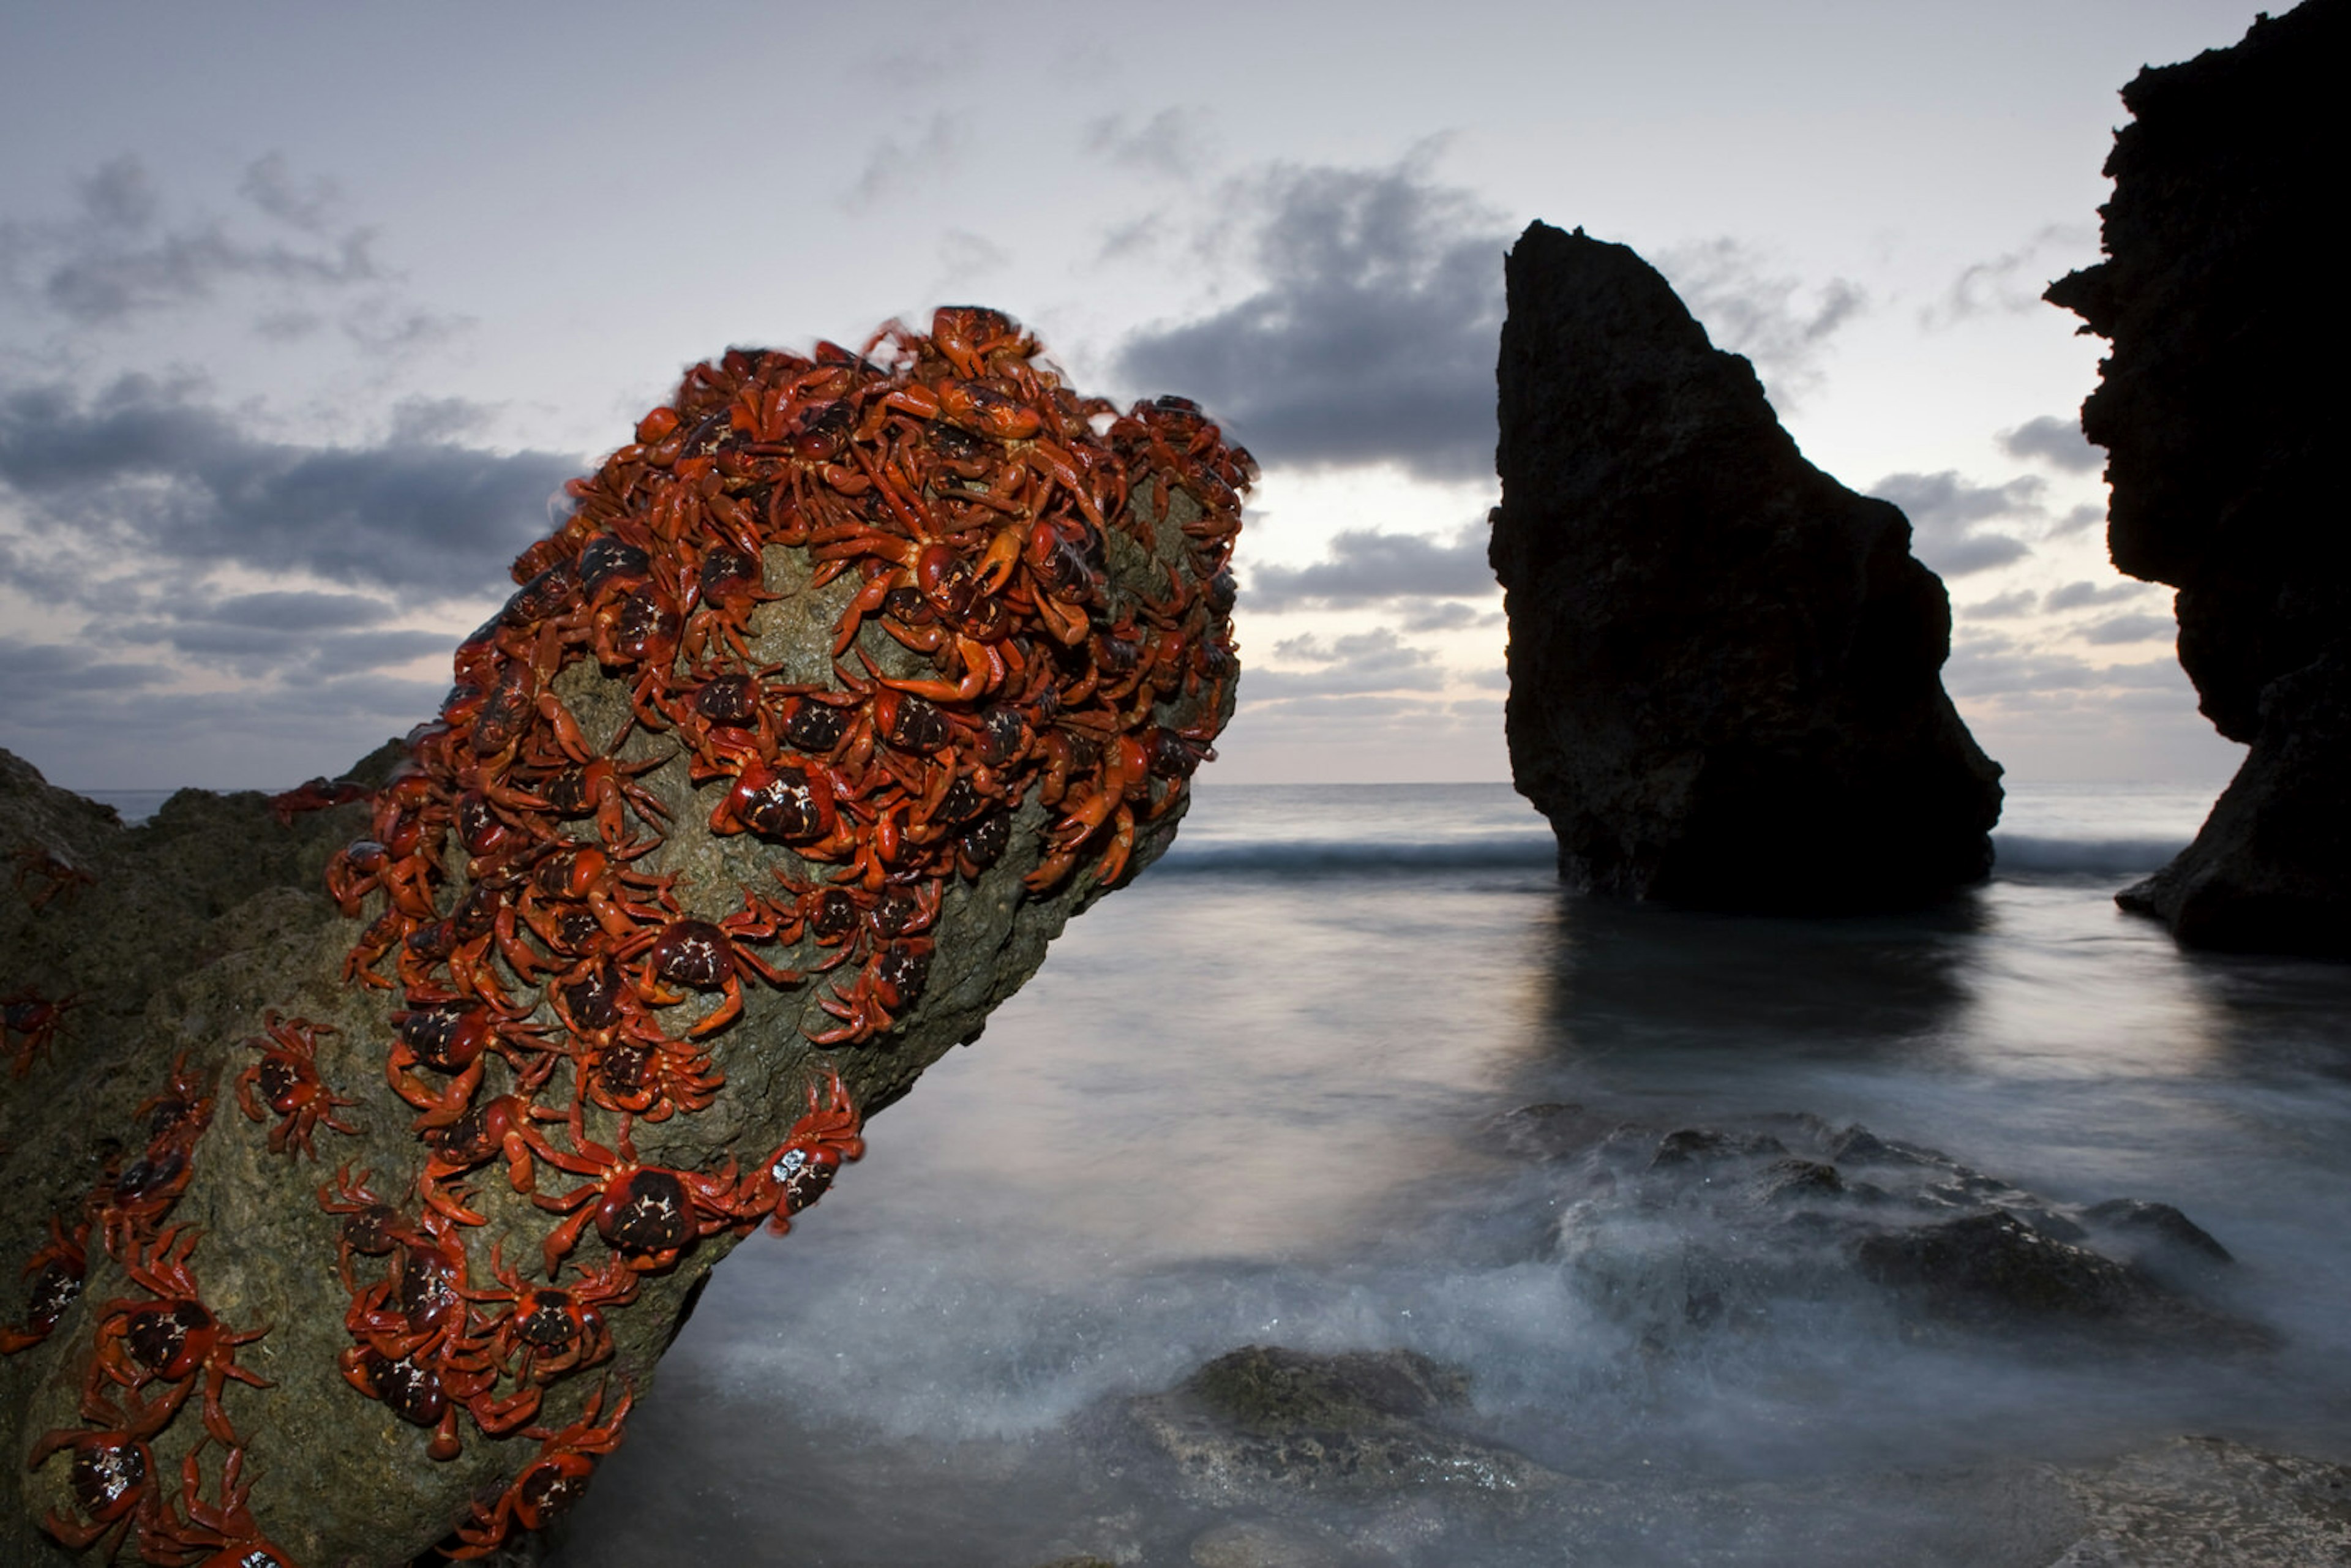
left=1153, top=833, right=1557, bottom=874
left=1990, top=833, right=2187, bottom=876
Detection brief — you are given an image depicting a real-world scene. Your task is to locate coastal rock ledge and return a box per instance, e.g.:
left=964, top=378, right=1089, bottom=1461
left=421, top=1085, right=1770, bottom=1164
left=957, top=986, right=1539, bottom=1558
left=2045, top=0, right=2351, bottom=958
left=1488, top=222, right=2001, bottom=910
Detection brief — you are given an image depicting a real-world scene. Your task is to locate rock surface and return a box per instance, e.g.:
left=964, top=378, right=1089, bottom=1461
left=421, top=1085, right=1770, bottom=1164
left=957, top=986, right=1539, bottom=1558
left=1122, top=1345, right=1554, bottom=1507
left=2044, top=0, right=2351, bottom=956
left=1488, top=1103, right=2265, bottom=1354
left=0, top=313, right=1247, bottom=1565
left=2047, top=1436, right=2351, bottom=1567
left=1489, top=220, right=2002, bottom=911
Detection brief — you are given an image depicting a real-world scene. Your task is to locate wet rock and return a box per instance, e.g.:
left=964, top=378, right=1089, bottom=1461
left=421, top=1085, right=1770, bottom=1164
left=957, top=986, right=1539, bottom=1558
left=2045, top=1436, right=2351, bottom=1566
left=1186, top=1517, right=1351, bottom=1568
left=2044, top=0, right=2351, bottom=957
left=1488, top=220, right=2003, bottom=912
left=1495, top=1104, right=2265, bottom=1355
left=0, top=320, right=1245, bottom=1565
left=1123, top=1346, right=1555, bottom=1507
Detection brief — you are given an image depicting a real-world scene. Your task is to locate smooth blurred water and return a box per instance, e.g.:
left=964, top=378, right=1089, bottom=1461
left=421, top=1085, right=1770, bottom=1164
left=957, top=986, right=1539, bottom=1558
left=534, top=781, right=2351, bottom=1566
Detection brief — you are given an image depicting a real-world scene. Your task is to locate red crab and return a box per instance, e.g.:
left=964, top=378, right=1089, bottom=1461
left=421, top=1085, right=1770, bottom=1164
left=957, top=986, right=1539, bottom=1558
left=418, top=1093, right=566, bottom=1225
left=28, top=1425, right=165, bottom=1559
left=2, top=988, right=81, bottom=1078
left=234, top=1011, right=360, bottom=1158
left=148, top=1445, right=299, bottom=1568
left=0, top=1214, right=89, bottom=1353
left=317, top=1165, right=418, bottom=1280
left=388, top=997, right=551, bottom=1124
left=735, top=1069, right=866, bottom=1235
left=612, top=900, right=800, bottom=1038
left=444, top=1381, right=632, bottom=1559
left=808, top=936, right=932, bottom=1046
left=531, top=1119, right=744, bottom=1277
left=451, top=1245, right=636, bottom=1433
left=13, top=844, right=97, bottom=909
left=83, top=1226, right=271, bottom=1445
left=265, top=775, right=370, bottom=825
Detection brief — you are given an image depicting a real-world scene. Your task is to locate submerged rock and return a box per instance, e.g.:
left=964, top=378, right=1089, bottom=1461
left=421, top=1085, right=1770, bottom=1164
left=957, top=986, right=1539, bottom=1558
left=1122, top=1345, right=1556, bottom=1507
left=2044, top=0, right=2351, bottom=956
left=1488, top=221, right=2002, bottom=912
left=2047, top=1436, right=2351, bottom=1567
left=0, top=313, right=1247, bottom=1565
left=1489, top=1104, right=2268, bottom=1355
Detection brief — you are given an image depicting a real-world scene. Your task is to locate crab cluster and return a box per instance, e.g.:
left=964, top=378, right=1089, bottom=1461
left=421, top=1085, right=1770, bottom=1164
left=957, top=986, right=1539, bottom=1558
left=7, top=1048, right=299, bottom=1564
left=271, top=306, right=1239, bottom=1558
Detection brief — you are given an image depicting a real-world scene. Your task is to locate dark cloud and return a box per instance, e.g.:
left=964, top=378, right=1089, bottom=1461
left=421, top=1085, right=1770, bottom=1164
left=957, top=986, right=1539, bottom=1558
left=2045, top=578, right=2152, bottom=612
left=2053, top=502, right=2105, bottom=536
left=2080, top=612, right=2175, bottom=646
left=1, top=154, right=384, bottom=326
left=1867, top=470, right=2040, bottom=576
left=1651, top=239, right=1866, bottom=407
left=1114, top=151, right=1505, bottom=480
left=1961, top=589, right=2039, bottom=619
left=1997, top=413, right=2101, bottom=474
left=0, top=374, right=582, bottom=600
left=1247, top=522, right=1496, bottom=610
left=0, top=634, right=160, bottom=694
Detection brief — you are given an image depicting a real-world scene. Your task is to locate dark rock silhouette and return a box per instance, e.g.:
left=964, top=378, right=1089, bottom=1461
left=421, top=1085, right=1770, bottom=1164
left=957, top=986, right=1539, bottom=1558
left=2045, top=0, right=2351, bottom=956
left=1489, top=222, right=2002, bottom=911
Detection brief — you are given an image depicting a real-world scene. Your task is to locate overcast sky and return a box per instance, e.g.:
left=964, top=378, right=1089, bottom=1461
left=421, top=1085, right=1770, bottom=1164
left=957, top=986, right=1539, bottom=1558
left=0, top=0, right=2260, bottom=789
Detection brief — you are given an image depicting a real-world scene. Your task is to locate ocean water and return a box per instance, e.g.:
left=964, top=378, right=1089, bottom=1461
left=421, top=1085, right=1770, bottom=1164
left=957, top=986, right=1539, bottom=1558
left=78, top=779, right=2351, bottom=1559
left=511, top=780, right=2351, bottom=1566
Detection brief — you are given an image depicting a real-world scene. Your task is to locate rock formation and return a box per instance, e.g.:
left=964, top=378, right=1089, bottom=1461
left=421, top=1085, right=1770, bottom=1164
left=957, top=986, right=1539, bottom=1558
left=1489, top=222, right=2002, bottom=911
left=2044, top=0, right=2351, bottom=957
left=1488, top=1103, right=2265, bottom=1356
left=0, top=310, right=1246, bottom=1565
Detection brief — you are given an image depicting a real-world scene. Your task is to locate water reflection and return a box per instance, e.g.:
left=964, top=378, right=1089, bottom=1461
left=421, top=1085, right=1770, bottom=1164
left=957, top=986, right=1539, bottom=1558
left=549, top=820, right=2351, bottom=1565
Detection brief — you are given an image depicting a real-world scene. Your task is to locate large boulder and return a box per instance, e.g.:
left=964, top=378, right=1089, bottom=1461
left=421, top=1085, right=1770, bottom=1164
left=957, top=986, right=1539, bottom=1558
left=1488, top=222, right=2002, bottom=911
left=0, top=310, right=1247, bottom=1565
left=2044, top=0, right=2351, bottom=956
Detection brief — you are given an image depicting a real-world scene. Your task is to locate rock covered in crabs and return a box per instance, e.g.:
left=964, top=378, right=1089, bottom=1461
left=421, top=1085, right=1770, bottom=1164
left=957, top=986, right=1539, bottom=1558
left=0, top=306, right=1248, bottom=1567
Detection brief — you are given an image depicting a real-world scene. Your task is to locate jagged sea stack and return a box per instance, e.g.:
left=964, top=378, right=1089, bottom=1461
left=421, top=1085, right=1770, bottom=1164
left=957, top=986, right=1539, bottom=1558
left=1488, top=222, right=2002, bottom=910
left=2045, top=0, right=2351, bottom=957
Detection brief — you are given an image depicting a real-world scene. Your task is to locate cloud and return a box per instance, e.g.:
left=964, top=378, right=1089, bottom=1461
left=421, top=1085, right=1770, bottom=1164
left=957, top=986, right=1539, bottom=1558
left=2053, top=502, right=2104, bottom=536
left=1920, top=225, right=2092, bottom=329
left=1651, top=239, right=1867, bottom=407
left=843, top=114, right=967, bottom=211
left=1084, top=110, right=1208, bottom=180
left=0, top=374, right=582, bottom=601
left=1114, top=148, right=1505, bottom=480
left=2044, top=578, right=2152, bottom=612
left=1867, top=470, right=2041, bottom=576
left=1247, top=521, right=1495, bottom=610
left=2080, top=612, right=2175, bottom=645
left=1997, top=413, right=2101, bottom=473
left=1113, top=152, right=1873, bottom=481
left=1, top=154, right=384, bottom=327
left=1944, top=631, right=2179, bottom=699
left=1961, top=589, right=2039, bottom=619
left=237, top=152, right=341, bottom=233
left=1399, top=601, right=1486, bottom=633
left=1250, top=627, right=1446, bottom=698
